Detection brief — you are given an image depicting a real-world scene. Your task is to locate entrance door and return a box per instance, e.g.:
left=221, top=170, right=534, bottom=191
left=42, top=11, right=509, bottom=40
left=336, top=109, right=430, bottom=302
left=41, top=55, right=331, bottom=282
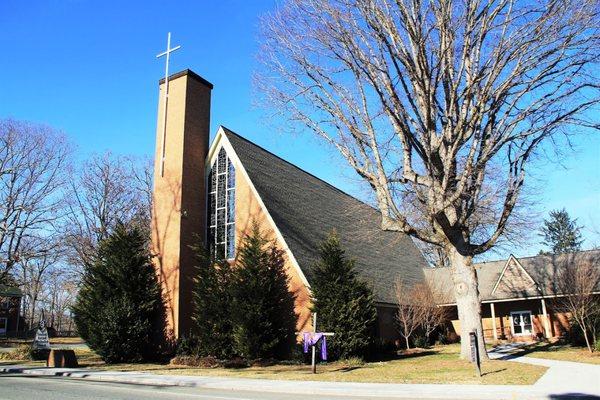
left=511, top=311, right=532, bottom=336
left=0, top=317, right=7, bottom=336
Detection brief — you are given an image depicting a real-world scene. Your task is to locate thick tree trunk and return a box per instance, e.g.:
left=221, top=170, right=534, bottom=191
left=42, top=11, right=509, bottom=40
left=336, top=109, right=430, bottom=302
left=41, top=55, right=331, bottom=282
left=583, top=331, right=593, bottom=353
left=29, top=296, right=37, bottom=329
left=448, top=247, right=488, bottom=360
left=405, top=336, right=410, bottom=350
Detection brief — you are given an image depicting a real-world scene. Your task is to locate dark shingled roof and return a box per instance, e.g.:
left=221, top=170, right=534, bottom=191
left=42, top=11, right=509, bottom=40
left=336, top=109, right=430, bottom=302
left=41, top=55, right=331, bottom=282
left=424, top=249, right=600, bottom=303
left=223, top=127, right=428, bottom=304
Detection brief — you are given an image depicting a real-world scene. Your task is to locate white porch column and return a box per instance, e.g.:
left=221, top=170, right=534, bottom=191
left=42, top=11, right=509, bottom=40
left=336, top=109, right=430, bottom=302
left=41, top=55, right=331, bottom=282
left=490, top=302, right=498, bottom=341
left=541, top=298, right=552, bottom=338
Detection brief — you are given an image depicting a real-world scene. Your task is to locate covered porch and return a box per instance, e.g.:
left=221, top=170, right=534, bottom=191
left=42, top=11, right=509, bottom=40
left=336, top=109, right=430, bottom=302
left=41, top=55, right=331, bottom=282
left=447, top=297, right=570, bottom=342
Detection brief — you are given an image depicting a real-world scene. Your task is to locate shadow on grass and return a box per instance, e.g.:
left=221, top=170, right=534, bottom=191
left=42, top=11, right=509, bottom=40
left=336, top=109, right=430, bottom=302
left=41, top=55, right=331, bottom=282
left=495, top=341, right=598, bottom=362
left=481, top=367, right=507, bottom=377
left=332, top=366, right=362, bottom=373
left=491, top=342, right=559, bottom=360
left=370, top=349, right=439, bottom=362
left=520, top=342, right=562, bottom=355
left=396, top=350, right=438, bottom=360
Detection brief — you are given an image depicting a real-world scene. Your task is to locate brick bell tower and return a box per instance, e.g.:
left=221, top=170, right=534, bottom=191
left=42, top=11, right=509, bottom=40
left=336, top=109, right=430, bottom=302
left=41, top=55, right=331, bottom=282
left=151, top=69, right=213, bottom=339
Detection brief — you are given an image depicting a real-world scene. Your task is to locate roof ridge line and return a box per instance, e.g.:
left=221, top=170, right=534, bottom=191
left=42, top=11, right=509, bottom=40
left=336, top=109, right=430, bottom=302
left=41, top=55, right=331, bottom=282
left=220, top=125, right=378, bottom=212
left=475, top=248, right=600, bottom=266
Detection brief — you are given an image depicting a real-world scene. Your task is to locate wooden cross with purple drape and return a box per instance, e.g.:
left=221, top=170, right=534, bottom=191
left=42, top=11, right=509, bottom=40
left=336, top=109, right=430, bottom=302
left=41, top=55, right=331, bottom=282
left=300, top=313, right=334, bottom=374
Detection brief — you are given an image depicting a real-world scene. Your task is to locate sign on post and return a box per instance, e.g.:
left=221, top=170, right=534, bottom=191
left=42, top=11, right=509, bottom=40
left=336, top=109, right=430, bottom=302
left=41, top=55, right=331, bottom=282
left=33, top=319, right=50, bottom=350
left=469, top=330, right=481, bottom=377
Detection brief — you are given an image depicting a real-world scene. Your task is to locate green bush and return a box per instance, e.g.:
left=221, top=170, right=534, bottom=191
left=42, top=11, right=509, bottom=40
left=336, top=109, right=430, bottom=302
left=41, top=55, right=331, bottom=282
left=230, top=224, right=297, bottom=360
left=413, top=335, right=429, bottom=349
left=175, top=335, right=201, bottom=357
left=73, top=223, right=164, bottom=363
left=31, top=348, right=51, bottom=361
left=566, top=321, right=587, bottom=347
left=190, top=224, right=297, bottom=361
left=310, top=232, right=377, bottom=360
left=190, top=244, right=235, bottom=359
left=370, top=339, right=397, bottom=358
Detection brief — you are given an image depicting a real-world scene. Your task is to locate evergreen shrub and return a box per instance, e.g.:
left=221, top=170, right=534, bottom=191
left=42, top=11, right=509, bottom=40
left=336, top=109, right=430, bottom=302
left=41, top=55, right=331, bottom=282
left=310, top=231, right=377, bottom=360
left=73, top=223, right=164, bottom=363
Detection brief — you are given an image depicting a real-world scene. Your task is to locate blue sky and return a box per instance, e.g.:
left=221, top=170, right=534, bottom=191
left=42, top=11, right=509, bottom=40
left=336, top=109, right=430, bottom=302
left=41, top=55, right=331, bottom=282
left=1, top=1, right=598, bottom=257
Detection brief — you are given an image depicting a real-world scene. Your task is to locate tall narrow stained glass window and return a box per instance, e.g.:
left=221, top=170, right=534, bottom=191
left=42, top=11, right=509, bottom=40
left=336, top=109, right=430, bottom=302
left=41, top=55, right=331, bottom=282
left=207, top=147, right=236, bottom=259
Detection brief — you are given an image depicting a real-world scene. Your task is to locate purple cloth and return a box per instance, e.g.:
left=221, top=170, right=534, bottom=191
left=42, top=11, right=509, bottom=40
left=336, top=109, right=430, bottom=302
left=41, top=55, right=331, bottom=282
left=302, top=332, right=327, bottom=360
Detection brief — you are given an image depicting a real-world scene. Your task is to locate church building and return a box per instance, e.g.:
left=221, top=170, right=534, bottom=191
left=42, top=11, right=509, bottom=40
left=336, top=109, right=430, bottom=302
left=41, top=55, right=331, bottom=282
left=150, top=69, right=429, bottom=341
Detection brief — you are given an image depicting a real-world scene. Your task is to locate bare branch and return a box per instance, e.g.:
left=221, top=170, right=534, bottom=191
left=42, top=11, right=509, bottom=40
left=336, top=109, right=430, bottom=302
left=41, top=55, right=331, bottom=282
left=0, top=119, right=71, bottom=282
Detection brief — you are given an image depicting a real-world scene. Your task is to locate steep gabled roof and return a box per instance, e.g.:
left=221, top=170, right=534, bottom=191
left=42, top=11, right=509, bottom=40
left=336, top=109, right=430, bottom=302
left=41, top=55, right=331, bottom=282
left=424, top=249, right=600, bottom=303
left=222, top=127, right=428, bottom=304
left=490, top=255, right=538, bottom=297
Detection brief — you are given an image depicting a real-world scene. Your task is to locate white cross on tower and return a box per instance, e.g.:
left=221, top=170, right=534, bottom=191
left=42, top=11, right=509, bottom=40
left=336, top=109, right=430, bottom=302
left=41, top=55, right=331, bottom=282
left=156, top=32, right=181, bottom=177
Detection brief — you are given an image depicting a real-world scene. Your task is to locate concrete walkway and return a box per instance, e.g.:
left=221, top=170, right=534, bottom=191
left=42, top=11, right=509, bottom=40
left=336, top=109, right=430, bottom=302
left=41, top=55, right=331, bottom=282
left=489, top=343, right=600, bottom=398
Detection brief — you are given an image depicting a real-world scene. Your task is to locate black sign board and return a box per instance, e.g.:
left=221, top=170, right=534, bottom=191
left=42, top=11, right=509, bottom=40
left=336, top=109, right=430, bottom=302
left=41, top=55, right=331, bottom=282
left=469, top=331, right=481, bottom=377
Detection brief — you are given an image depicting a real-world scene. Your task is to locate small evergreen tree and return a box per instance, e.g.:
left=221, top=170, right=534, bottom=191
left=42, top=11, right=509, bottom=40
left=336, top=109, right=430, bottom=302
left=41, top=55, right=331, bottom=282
left=73, top=222, right=163, bottom=363
left=231, top=224, right=297, bottom=359
left=311, top=232, right=377, bottom=360
left=540, top=208, right=583, bottom=254
left=190, top=242, right=235, bottom=359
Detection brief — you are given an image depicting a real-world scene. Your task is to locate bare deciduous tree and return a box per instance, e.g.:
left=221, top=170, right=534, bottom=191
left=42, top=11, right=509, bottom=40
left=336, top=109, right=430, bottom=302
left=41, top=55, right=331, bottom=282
left=63, top=153, right=152, bottom=274
left=396, top=280, right=449, bottom=348
left=259, top=0, right=600, bottom=358
left=556, top=259, right=600, bottom=353
left=43, top=268, right=77, bottom=332
left=417, top=282, right=450, bottom=342
left=16, top=237, right=62, bottom=329
left=395, top=280, right=422, bottom=349
left=17, top=237, right=79, bottom=332
left=0, top=120, right=70, bottom=283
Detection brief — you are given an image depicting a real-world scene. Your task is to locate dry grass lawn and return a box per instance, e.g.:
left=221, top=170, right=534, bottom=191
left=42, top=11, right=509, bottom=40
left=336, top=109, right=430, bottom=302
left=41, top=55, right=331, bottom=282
left=1, top=344, right=546, bottom=385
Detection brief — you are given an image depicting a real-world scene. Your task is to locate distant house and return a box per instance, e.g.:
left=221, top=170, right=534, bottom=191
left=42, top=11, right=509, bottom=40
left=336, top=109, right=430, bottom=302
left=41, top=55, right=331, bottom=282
left=0, top=285, right=23, bottom=336
left=425, top=250, right=600, bottom=341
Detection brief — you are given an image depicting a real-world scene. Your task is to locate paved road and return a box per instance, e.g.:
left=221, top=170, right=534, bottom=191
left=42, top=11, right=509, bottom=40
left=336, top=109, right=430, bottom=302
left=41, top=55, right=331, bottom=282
left=0, top=374, right=447, bottom=400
